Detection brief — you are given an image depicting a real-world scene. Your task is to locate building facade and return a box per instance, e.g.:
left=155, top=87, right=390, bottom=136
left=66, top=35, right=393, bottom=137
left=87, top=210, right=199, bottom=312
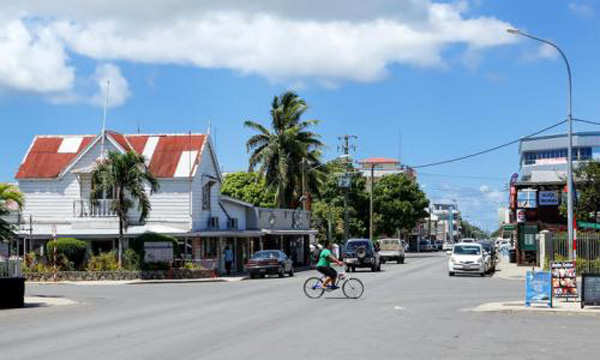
left=507, top=132, right=600, bottom=265
left=13, top=130, right=316, bottom=273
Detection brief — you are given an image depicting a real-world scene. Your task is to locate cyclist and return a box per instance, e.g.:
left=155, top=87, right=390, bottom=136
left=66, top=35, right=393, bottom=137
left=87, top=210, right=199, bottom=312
left=316, top=241, right=344, bottom=289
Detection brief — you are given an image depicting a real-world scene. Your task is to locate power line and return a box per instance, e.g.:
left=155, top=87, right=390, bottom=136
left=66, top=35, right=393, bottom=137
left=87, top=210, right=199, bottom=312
left=574, top=118, right=600, bottom=127
left=409, top=119, right=568, bottom=169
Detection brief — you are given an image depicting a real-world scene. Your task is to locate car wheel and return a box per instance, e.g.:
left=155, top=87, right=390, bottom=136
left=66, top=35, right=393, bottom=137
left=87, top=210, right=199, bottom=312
left=371, top=264, right=377, bottom=272
left=397, top=257, right=402, bottom=264
left=351, top=266, right=356, bottom=273
left=249, top=273, right=256, bottom=279
left=288, top=268, right=294, bottom=277
left=278, top=266, right=285, bottom=278
left=381, top=258, right=386, bottom=264
left=480, top=272, right=486, bottom=277
left=449, top=272, right=455, bottom=277
left=260, top=274, right=266, bottom=278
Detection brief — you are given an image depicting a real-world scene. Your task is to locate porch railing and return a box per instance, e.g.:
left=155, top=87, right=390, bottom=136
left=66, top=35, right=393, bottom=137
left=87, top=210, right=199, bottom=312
left=73, top=199, right=116, bottom=217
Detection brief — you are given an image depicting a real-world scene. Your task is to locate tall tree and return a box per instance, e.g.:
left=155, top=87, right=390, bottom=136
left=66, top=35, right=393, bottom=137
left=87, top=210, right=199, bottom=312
left=91, top=151, right=159, bottom=266
left=311, top=160, right=369, bottom=242
left=373, top=174, right=429, bottom=237
left=245, top=91, right=324, bottom=208
left=0, top=183, right=25, bottom=241
left=561, top=160, right=600, bottom=221
left=221, top=172, right=276, bottom=208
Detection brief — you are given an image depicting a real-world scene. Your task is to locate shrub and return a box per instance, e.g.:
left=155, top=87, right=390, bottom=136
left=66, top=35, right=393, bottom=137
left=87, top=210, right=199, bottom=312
left=86, top=251, right=119, bottom=271
left=122, top=248, right=141, bottom=271
left=46, top=238, right=88, bottom=269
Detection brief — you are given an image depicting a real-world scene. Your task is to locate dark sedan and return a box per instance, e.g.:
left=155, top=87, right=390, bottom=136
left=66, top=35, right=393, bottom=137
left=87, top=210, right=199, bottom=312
left=246, top=250, right=294, bottom=278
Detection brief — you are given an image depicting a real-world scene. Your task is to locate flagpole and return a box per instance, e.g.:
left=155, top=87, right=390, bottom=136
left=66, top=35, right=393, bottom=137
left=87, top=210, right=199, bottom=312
left=101, top=79, right=110, bottom=160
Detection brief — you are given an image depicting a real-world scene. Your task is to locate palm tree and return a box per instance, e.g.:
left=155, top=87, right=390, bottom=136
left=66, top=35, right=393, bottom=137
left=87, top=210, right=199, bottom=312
left=0, top=183, right=25, bottom=241
left=91, top=151, right=159, bottom=266
left=245, top=91, right=325, bottom=208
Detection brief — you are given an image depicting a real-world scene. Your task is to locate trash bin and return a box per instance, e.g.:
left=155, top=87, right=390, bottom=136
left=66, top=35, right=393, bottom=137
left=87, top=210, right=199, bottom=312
left=509, top=249, right=517, bottom=264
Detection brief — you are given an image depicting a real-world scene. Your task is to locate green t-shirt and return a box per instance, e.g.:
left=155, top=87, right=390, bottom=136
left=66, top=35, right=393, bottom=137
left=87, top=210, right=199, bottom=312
left=317, top=249, right=332, bottom=267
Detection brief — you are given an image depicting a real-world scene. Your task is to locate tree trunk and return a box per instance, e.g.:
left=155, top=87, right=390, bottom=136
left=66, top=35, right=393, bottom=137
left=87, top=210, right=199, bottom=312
left=118, top=216, right=123, bottom=268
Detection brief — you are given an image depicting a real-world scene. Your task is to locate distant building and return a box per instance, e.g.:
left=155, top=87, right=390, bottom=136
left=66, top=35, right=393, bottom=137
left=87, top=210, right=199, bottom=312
left=357, top=158, right=416, bottom=190
left=432, top=203, right=460, bottom=242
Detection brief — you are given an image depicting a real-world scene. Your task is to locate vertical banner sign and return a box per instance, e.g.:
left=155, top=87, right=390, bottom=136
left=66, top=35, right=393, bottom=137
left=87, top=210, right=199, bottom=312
left=52, top=225, right=57, bottom=282
left=551, top=262, right=578, bottom=299
left=525, top=271, right=552, bottom=308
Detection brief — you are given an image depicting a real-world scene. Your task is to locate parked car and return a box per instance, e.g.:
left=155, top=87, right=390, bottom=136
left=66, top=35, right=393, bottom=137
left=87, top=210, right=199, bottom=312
left=460, top=238, right=476, bottom=243
left=246, top=250, right=294, bottom=278
left=434, top=241, right=444, bottom=251
left=448, top=243, right=486, bottom=277
left=418, top=239, right=434, bottom=252
left=442, top=242, right=454, bottom=252
left=377, top=238, right=405, bottom=264
left=478, top=240, right=497, bottom=274
left=344, top=239, right=381, bottom=272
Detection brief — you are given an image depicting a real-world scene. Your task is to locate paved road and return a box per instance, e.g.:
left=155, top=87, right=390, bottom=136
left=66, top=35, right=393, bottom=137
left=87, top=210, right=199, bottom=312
left=1, top=253, right=599, bottom=359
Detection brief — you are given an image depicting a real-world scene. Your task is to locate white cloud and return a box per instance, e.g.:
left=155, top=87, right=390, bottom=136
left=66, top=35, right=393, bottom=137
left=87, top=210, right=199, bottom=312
left=91, top=63, right=131, bottom=108
left=0, top=18, right=74, bottom=93
left=569, top=2, right=596, bottom=18
left=49, top=63, right=130, bottom=108
left=0, top=0, right=517, bottom=102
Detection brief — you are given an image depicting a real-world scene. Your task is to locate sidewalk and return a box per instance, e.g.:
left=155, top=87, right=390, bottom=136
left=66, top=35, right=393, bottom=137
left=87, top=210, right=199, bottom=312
left=471, top=300, right=600, bottom=316
left=28, top=276, right=247, bottom=286
left=494, top=256, right=541, bottom=281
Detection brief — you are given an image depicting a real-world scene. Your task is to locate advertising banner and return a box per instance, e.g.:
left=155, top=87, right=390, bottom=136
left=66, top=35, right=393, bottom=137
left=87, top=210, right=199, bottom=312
left=538, top=191, right=559, bottom=206
left=551, top=262, right=578, bottom=299
left=525, top=271, right=552, bottom=308
left=144, top=242, right=174, bottom=263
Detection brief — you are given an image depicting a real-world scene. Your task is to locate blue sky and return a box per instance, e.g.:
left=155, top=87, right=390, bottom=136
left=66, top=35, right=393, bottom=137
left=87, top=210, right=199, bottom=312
left=1, top=0, right=599, bottom=230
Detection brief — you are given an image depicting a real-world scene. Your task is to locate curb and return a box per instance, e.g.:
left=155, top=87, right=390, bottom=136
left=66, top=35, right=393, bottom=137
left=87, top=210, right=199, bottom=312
left=470, top=301, right=600, bottom=317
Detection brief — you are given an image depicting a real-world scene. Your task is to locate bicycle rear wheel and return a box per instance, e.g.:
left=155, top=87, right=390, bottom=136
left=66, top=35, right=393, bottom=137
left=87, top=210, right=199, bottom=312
left=342, top=278, right=364, bottom=299
left=303, top=277, right=325, bottom=299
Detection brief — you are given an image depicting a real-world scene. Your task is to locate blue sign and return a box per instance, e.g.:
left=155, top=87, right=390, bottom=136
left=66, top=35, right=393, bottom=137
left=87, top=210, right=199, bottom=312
left=525, top=271, right=552, bottom=308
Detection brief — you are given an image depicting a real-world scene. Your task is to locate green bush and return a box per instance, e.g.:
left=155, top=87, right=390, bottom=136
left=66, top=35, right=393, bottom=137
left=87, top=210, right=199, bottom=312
left=46, top=238, right=88, bottom=268
left=86, top=251, right=119, bottom=271
left=122, top=248, right=141, bottom=271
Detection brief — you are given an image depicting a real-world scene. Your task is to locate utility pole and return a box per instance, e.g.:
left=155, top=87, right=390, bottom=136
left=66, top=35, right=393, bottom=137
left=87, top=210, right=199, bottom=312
left=337, top=135, right=357, bottom=243
left=370, top=164, right=375, bottom=242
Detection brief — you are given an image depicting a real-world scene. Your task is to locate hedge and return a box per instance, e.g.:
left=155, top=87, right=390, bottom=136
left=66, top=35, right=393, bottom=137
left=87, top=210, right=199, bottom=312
left=46, top=238, right=87, bottom=268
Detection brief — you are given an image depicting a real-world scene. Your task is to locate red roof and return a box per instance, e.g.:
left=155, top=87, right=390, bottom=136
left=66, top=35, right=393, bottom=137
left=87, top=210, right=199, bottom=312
left=358, top=157, right=399, bottom=164
left=16, top=136, right=95, bottom=179
left=16, top=132, right=207, bottom=179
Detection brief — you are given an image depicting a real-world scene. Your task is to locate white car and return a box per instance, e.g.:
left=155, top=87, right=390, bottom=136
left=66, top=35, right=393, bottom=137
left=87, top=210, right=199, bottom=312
left=448, top=243, right=486, bottom=277
left=442, top=242, right=454, bottom=252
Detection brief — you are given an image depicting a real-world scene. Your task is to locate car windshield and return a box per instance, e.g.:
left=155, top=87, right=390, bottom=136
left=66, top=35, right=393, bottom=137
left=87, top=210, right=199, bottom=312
left=420, top=240, right=430, bottom=245
left=479, top=242, right=493, bottom=252
left=346, top=241, right=370, bottom=251
left=454, top=245, right=481, bottom=255
left=251, top=251, right=280, bottom=260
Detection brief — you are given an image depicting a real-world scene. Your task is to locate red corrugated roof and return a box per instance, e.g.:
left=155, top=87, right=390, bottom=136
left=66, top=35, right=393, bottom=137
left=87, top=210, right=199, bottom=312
left=149, top=135, right=205, bottom=177
left=16, top=136, right=95, bottom=179
left=16, top=132, right=207, bottom=179
left=358, top=157, right=399, bottom=164
left=126, top=135, right=149, bottom=154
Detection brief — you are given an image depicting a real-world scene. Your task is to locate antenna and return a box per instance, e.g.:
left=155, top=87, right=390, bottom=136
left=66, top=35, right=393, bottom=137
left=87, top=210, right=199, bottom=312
left=100, top=79, right=110, bottom=160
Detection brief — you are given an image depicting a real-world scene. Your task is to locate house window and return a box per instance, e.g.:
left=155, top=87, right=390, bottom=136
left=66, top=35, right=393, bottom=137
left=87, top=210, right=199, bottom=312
left=203, top=182, right=212, bottom=210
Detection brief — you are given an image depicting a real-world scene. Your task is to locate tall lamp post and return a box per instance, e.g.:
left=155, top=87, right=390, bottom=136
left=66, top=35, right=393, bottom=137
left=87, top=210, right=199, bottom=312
left=507, top=28, right=575, bottom=261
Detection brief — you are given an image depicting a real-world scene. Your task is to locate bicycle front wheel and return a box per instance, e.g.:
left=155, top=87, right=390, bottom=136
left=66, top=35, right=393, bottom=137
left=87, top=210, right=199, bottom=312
left=303, top=277, right=325, bottom=299
left=342, top=278, right=364, bottom=299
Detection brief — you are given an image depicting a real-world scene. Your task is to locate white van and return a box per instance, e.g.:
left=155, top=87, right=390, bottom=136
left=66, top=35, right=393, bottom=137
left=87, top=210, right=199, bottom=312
left=377, top=238, right=405, bottom=264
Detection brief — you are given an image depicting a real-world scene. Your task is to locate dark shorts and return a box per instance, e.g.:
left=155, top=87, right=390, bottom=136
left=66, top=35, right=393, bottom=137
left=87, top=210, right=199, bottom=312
left=317, top=266, right=337, bottom=279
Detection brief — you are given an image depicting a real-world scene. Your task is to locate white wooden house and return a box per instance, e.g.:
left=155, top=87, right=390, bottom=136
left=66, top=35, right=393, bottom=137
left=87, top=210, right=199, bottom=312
left=14, top=130, right=315, bottom=271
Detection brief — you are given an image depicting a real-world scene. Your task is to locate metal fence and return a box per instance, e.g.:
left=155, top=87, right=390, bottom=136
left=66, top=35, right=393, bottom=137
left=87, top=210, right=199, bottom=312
left=0, top=258, right=22, bottom=278
left=546, top=232, right=600, bottom=274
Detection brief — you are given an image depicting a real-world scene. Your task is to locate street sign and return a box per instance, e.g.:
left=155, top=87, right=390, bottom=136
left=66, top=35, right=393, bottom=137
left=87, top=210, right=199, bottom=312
left=502, top=224, right=516, bottom=231
left=581, top=274, right=600, bottom=308
left=525, top=271, right=552, bottom=308
left=577, top=221, right=600, bottom=230
left=337, top=175, right=351, bottom=188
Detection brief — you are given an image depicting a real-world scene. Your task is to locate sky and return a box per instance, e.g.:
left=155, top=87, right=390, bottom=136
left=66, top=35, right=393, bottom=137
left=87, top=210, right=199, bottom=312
left=1, top=0, right=599, bottom=231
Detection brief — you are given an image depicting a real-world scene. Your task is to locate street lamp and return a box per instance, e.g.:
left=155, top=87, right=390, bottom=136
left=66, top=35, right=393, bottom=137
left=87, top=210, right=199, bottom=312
left=506, top=28, right=575, bottom=261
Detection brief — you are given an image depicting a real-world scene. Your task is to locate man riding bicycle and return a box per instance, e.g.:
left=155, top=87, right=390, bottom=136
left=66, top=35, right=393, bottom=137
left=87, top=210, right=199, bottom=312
left=316, top=241, right=344, bottom=290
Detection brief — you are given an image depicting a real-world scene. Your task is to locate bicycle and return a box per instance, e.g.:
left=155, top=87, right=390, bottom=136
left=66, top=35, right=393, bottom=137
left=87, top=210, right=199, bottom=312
left=303, top=267, right=364, bottom=299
